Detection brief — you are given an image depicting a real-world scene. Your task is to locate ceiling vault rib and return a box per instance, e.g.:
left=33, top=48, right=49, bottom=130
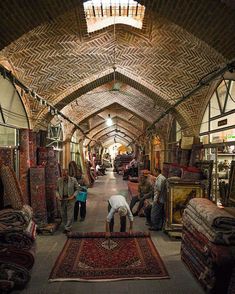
left=128, top=60, right=235, bottom=146
left=0, top=64, right=96, bottom=143
left=91, top=125, right=137, bottom=140
left=86, top=117, right=142, bottom=137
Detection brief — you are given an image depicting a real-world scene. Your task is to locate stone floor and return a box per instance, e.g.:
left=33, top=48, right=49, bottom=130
left=13, top=170, right=204, bottom=294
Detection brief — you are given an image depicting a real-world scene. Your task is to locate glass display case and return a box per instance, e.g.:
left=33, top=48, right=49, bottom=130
left=201, top=141, right=235, bottom=205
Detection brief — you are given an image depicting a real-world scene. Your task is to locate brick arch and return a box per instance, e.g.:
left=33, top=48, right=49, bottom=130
left=35, top=68, right=171, bottom=129
left=86, top=125, right=136, bottom=145
left=87, top=117, right=142, bottom=138
left=94, top=130, right=133, bottom=143
left=92, top=135, right=132, bottom=147
left=2, top=0, right=229, bottom=135
left=66, top=101, right=145, bottom=141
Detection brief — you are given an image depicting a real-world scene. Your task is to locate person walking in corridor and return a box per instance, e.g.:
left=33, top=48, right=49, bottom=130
left=105, top=195, right=133, bottom=238
left=56, top=169, right=80, bottom=234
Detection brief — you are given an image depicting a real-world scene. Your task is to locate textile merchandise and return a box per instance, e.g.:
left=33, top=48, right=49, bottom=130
left=0, top=262, right=30, bottom=291
left=29, top=167, right=47, bottom=225
left=45, top=185, right=58, bottom=223
left=0, top=205, right=33, bottom=231
left=0, top=231, right=33, bottom=251
left=0, top=220, right=36, bottom=250
left=0, top=165, right=24, bottom=210
left=181, top=226, right=234, bottom=293
left=37, top=147, right=48, bottom=166
left=183, top=210, right=235, bottom=245
left=45, top=150, right=61, bottom=221
left=69, top=161, right=81, bottom=178
left=188, top=198, right=235, bottom=230
left=181, top=199, right=235, bottom=293
left=180, top=149, right=191, bottom=166
left=183, top=198, right=235, bottom=245
left=29, top=131, right=37, bottom=167
left=168, top=165, right=182, bottom=178
left=162, top=162, right=171, bottom=178
left=189, top=144, right=203, bottom=166
left=0, top=244, right=35, bottom=270
left=0, top=147, right=14, bottom=169
left=19, top=129, right=30, bottom=204
left=49, top=232, right=169, bottom=282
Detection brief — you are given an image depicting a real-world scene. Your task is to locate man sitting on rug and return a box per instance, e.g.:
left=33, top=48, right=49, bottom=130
left=130, top=171, right=153, bottom=216
left=106, top=195, right=133, bottom=238
left=56, top=169, right=80, bottom=234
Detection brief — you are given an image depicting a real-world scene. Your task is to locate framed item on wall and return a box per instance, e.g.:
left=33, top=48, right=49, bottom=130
left=165, top=181, right=203, bottom=231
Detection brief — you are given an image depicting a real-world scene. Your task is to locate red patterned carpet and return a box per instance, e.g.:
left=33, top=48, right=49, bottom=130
left=49, top=232, right=169, bottom=282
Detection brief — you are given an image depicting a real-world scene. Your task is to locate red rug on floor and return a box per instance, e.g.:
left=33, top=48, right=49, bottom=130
left=49, top=232, right=169, bottom=282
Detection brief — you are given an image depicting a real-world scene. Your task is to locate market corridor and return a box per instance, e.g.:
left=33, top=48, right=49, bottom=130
left=14, top=170, right=203, bottom=294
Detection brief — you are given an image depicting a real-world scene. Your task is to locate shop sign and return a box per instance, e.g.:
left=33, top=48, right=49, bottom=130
left=218, top=119, right=227, bottom=127
left=226, top=134, right=235, bottom=140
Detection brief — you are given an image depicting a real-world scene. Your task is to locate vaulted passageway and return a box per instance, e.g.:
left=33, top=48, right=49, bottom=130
left=15, top=170, right=203, bottom=294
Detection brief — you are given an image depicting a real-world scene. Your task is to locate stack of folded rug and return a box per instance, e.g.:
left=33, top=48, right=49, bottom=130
left=0, top=205, right=36, bottom=293
left=182, top=198, right=235, bottom=293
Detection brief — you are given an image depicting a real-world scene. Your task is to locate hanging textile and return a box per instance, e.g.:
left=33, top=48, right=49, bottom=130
left=19, top=129, right=30, bottom=204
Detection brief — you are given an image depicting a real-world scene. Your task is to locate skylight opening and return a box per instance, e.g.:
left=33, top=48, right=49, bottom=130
left=84, top=0, right=146, bottom=33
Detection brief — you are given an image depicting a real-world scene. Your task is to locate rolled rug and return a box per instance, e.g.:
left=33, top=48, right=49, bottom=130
left=0, top=244, right=35, bottom=270
left=0, top=231, right=34, bottom=250
left=0, top=262, right=30, bottom=290
left=0, top=205, right=33, bottom=233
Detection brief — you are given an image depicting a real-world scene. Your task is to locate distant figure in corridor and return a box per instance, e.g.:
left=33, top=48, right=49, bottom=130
left=56, top=169, right=79, bottom=234
left=105, top=195, right=133, bottom=238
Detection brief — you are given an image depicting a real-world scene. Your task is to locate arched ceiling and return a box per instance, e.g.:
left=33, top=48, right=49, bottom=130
left=0, top=0, right=234, bottom=147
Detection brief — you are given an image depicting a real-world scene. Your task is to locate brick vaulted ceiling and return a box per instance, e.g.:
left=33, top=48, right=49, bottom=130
left=0, top=0, right=235, bottom=145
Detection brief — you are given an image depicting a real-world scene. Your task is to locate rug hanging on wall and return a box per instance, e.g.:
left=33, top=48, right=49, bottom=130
left=49, top=232, right=169, bottom=282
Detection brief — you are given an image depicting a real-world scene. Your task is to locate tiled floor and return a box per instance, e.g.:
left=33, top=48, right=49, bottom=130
left=13, top=170, right=204, bottom=294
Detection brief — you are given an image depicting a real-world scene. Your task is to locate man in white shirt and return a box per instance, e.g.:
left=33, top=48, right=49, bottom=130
left=106, top=195, right=133, bottom=238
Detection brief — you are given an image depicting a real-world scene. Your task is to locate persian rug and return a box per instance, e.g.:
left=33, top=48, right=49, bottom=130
left=37, top=147, right=48, bottom=166
left=19, top=128, right=30, bottom=204
left=0, top=205, right=33, bottom=231
left=0, top=165, right=24, bottom=210
left=29, top=167, right=47, bottom=225
left=45, top=151, right=61, bottom=221
left=0, top=244, right=35, bottom=270
left=28, top=131, right=37, bottom=167
left=49, top=232, right=169, bottom=282
left=0, top=147, right=14, bottom=168
left=188, top=198, right=235, bottom=229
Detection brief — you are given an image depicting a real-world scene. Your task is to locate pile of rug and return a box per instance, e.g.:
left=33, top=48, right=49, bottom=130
left=182, top=198, right=235, bottom=293
left=0, top=205, right=36, bottom=292
left=49, top=232, right=169, bottom=282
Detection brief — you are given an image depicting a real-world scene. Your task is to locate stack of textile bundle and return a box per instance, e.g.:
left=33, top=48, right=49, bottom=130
left=182, top=198, right=235, bottom=293
left=0, top=205, right=36, bottom=292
